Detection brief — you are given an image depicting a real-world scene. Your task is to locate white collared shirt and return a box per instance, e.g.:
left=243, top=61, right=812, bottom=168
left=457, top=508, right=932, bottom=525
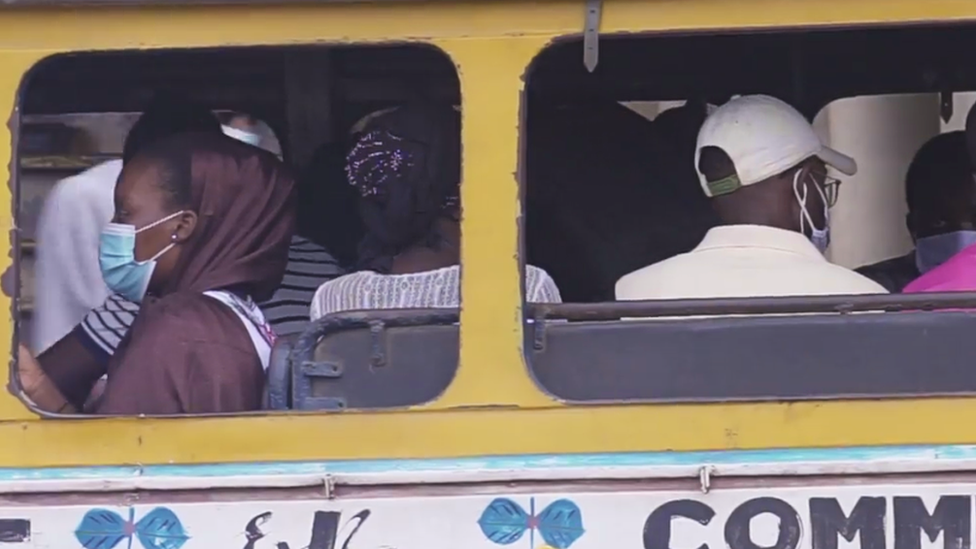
left=32, top=159, right=122, bottom=353
left=615, top=225, right=888, bottom=300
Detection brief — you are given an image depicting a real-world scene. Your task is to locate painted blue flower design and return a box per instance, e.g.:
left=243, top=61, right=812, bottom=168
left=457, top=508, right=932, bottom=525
left=477, top=497, right=584, bottom=549
left=75, top=507, right=189, bottom=549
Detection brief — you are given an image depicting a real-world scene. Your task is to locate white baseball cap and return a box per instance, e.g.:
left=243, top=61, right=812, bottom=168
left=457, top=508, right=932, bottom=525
left=222, top=117, right=283, bottom=158
left=694, top=95, right=856, bottom=197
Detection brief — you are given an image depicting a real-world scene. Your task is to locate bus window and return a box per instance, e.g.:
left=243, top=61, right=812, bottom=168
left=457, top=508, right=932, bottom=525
left=15, top=44, right=461, bottom=415
left=522, top=26, right=976, bottom=404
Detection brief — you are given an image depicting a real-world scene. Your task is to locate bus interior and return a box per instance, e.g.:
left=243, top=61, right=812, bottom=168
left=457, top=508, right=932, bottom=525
left=15, top=23, right=976, bottom=414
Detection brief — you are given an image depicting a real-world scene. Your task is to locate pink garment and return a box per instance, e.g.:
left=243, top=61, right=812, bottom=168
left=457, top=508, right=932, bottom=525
left=904, top=241, right=976, bottom=292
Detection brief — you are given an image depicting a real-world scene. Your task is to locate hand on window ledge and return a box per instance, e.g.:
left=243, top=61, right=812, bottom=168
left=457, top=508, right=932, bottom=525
left=17, top=344, right=77, bottom=414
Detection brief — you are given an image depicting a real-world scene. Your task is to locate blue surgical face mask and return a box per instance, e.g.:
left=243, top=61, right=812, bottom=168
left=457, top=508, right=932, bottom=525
left=793, top=170, right=831, bottom=254
left=915, top=230, right=976, bottom=274
left=98, top=211, right=185, bottom=302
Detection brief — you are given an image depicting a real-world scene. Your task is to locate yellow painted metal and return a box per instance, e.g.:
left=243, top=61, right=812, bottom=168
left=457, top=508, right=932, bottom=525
left=1, top=0, right=976, bottom=467
left=2, top=399, right=976, bottom=466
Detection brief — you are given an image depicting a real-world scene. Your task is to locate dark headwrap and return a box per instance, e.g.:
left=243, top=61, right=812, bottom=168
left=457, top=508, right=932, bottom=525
left=345, top=104, right=461, bottom=273
left=145, top=132, right=297, bottom=302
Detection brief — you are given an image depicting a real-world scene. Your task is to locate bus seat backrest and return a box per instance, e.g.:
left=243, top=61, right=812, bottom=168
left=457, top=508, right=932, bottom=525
left=266, top=333, right=298, bottom=410
left=291, top=323, right=458, bottom=410
left=528, top=311, right=976, bottom=403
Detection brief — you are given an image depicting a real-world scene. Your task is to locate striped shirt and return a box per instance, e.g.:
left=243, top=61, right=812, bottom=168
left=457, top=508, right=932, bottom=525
left=78, top=236, right=341, bottom=361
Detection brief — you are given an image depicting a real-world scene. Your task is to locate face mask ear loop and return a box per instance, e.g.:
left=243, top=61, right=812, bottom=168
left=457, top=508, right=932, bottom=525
left=792, top=170, right=810, bottom=235
left=136, top=242, right=176, bottom=265
left=794, top=169, right=830, bottom=234
left=131, top=211, right=187, bottom=265
left=805, top=171, right=830, bottom=231
left=135, top=210, right=186, bottom=235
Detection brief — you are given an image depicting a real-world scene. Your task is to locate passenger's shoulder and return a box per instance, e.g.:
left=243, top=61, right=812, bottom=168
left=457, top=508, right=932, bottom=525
left=131, top=294, right=253, bottom=353
left=50, top=160, right=122, bottom=197
left=310, top=271, right=376, bottom=319
left=613, top=254, right=696, bottom=300
left=142, top=293, right=239, bottom=325
left=820, top=263, right=890, bottom=293
left=525, top=265, right=562, bottom=303
left=616, top=253, right=692, bottom=284
left=289, top=236, right=340, bottom=260
left=314, top=271, right=372, bottom=293
left=41, top=161, right=119, bottom=225
left=856, top=252, right=913, bottom=273
left=525, top=264, right=556, bottom=284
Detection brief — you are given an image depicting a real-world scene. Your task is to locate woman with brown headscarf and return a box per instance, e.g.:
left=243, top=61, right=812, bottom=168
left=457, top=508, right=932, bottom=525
left=19, top=132, right=296, bottom=415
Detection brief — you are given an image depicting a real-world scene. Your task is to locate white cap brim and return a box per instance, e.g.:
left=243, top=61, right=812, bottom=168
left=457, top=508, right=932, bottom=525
left=818, top=146, right=857, bottom=176
left=222, top=125, right=262, bottom=147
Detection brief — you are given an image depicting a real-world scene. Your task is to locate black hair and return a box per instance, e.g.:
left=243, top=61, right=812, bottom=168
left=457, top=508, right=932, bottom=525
left=905, top=131, right=970, bottom=213
left=348, top=103, right=462, bottom=273
left=129, top=132, right=199, bottom=211
left=697, top=145, right=743, bottom=197
left=122, top=92, right=222, bottom=164
left=296, top=140, right=364, bottom=269
left=654, top=101, right=708, bottom=145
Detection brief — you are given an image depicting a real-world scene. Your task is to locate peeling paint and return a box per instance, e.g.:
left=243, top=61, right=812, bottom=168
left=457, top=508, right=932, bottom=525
left=724, top=428, right=739, bottom=447
left=0, top=266, right=13, bottom=300
left=0, top=519, right=29, bottom=543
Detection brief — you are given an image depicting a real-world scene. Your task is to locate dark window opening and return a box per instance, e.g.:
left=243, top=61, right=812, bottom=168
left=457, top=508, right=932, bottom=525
left=15, top=44, right=461, bottom=415
left=522, top=25, right=976, bottom=403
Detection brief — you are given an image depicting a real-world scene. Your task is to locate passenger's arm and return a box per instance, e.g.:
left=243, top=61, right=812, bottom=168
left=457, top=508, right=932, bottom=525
left=35, top=328, right=107, bottom=411
left=33, top=295, right=137, bottom=410
left=77, top=294, right=139, bottom=357
left=18, top=344, right=77, bottom=413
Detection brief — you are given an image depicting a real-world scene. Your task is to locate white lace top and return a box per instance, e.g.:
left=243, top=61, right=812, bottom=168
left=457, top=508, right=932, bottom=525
left=310, top=265, right=562, bottom=319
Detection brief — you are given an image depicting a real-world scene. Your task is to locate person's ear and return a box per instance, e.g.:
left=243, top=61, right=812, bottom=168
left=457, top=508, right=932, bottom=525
left=172, top=211, right=198, bottom=244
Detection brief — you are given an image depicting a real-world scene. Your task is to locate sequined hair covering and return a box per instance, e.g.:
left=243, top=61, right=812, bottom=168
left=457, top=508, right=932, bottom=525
left=344, top=103, right=462, bottom=273
left=346, top=129, right=460, bottom=209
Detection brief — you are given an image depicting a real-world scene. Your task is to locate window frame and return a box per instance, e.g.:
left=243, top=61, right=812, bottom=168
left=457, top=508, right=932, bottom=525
left=9, top=41, right=465, bottom=418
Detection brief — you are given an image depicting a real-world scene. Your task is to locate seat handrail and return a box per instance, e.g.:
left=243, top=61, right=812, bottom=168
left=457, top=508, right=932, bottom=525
left=529, top=292, right=976, bottom=321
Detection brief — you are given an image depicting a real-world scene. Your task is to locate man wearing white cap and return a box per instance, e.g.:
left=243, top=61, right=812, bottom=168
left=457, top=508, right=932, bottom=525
left=615, top=95, right=887, bottom=300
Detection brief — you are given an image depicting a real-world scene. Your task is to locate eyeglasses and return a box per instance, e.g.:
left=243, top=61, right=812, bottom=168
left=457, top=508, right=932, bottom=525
left=811, top=172, right=842, bottom=207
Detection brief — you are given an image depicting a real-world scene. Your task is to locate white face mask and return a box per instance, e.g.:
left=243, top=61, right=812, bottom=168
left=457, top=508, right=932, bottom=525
left=222, top=125, right=262, bottom=146
left=792, top=170, right=831, bottom=254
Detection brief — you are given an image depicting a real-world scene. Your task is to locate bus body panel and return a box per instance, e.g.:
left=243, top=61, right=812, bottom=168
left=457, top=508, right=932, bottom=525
left=2, top=446, right=976, bottom=548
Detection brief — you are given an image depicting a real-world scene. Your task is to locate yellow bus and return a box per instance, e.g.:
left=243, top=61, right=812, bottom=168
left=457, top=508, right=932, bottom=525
left=3, top=0, right=976, bottom=547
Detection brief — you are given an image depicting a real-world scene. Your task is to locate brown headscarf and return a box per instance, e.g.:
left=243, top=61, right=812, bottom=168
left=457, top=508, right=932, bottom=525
left=90, top=132, right=297, bottom=415
left=153, top=132, right=296, bottom=301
